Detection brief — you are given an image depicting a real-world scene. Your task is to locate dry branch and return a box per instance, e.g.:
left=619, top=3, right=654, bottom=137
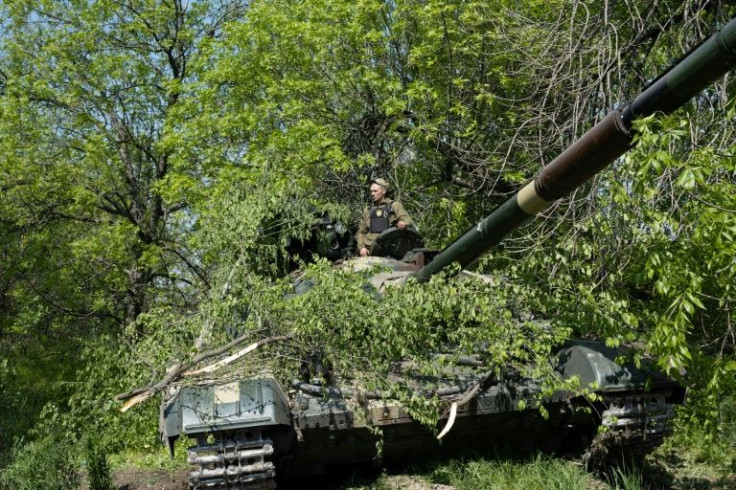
left=184, top=335, right=294, bottom=376
left=437, top=369, right=494, bottom=439
left=116, top=333, right=293, bottom=412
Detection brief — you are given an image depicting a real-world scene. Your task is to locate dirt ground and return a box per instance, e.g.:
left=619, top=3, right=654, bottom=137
left=379, top=476, right=454, bottom=490
left=112, top=468, right=189, bottom=490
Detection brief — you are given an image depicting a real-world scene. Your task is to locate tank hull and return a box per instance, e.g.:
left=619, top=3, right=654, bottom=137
left=161, top=341, right=685, bottom=488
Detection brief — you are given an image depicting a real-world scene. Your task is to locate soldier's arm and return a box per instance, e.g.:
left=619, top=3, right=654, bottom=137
left=391, top=201, right=412, bottom=226
left=356, top=208, right=369, bottom=249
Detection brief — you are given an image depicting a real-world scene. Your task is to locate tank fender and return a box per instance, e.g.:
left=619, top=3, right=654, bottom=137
left=160, top=375, right=292, bottom=457
left=555, top=340, right=672, bottom=393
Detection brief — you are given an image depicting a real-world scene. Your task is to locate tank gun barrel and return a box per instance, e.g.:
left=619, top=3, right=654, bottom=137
left=413, top=18, right=736, bottom=282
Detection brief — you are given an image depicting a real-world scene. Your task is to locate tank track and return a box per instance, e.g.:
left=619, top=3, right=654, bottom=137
left=583, top=392, right=675, bottom=467
left=188, top=429, right=276, bottom=490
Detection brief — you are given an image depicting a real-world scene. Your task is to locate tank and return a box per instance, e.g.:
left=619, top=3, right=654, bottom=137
left=159, top=18, right=736, bottom=490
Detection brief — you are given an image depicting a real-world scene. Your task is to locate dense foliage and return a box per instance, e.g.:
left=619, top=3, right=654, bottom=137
left=1, top=0, right=734, bottom=482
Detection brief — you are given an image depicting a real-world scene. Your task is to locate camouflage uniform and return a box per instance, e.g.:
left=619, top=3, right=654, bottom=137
left=356, top=198, right=413, bottom=251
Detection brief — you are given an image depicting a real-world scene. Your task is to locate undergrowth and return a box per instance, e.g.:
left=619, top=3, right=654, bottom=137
left=429, top=453, right=590, bottom=490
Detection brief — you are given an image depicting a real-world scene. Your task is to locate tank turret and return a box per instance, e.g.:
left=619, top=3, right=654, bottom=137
left=413, top=18, right=736, bottom=282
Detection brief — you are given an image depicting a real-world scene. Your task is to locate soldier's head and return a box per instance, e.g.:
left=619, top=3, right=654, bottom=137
left=370, top=178, right=389, bottom=203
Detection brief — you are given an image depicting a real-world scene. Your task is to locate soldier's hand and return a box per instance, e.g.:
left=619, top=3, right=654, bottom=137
left=360, top=247, right=369, bottom=257
left=397, top=221, right=407, bottom=230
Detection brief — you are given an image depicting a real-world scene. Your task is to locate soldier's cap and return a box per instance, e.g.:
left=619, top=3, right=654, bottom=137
left=371, top=178, right=390, bottom=191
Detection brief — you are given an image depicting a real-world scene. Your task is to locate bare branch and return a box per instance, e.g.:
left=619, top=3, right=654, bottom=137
left=116, top=333, right=295, bottom=412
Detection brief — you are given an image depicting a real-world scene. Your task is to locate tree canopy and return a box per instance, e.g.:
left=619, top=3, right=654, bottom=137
left=0, top=0, right=734, bottom=470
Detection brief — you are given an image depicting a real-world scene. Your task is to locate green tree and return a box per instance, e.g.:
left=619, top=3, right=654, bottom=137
left=0, top=0, right=248, bottom=337
left=0, top=0, right=248, bottom=455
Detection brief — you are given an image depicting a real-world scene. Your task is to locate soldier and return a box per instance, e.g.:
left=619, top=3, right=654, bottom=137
left=356, top=178, right=413, bottom=257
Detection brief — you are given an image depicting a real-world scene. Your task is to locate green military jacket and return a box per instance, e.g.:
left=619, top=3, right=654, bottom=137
left=356, top=198, right=413, bottom=250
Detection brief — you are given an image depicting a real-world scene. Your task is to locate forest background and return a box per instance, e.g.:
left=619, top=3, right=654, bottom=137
left=0, top=0, right=734, bottom=487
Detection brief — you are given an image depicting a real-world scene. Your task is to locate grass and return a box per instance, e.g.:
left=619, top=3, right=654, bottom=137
left=330, top=441, right=736, bottom=490
left=316, top=452, right=597, bottom=490
left=603, top=462, right=646, bottom=490
left=646, top=432, right=736, bottom=490
left=108, top=440, right=188, bottom=472
left=429, top=453, right=591, bottom=490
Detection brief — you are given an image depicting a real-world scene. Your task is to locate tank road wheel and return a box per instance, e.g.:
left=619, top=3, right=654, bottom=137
left=582, top=393, right=676, bottom=469
left=188, top=429, right=276, bottom=490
